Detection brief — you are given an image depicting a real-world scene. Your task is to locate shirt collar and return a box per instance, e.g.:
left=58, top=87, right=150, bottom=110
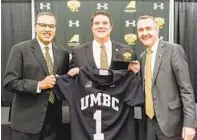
left=93, top=39, right=112, bottom=49
left=151, top=39, right=159, bottom=53
left=37, top=37, right=52, bottom=50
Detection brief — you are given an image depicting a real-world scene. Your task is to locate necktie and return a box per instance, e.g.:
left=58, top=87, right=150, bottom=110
left=100, top=45, right=109, bottom=69
left=145, top=49, right=154, bottom=119
left=45, top=47, right=55, bottom=104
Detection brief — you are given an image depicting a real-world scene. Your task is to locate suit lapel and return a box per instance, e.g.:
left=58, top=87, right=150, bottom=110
left=52, top=43, right=60, bottom=74
left=85, top=42, right=97, bottom=68
left=141, top=52, right=146, bottom=91
left=152, top=40, right=165, bottom=85
left=110, top=41, right=119, bottom=69
left=31, top=38, right=49, bottom=75
left=84, top=40, right=118, bottom=68
left=141, top=53, right=146, bottom=79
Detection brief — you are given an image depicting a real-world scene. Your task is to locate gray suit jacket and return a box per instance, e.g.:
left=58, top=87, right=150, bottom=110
left=3, top=38, right=69, bottom=133
left=140, top=40, right=196, bottom=137
left=70, top=40, right=137, bottom=69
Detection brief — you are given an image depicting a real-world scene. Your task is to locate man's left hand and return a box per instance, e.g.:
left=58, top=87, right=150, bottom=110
left=182, top=127, right=196, bottom=140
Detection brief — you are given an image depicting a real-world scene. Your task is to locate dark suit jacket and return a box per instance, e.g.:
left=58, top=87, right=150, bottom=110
left=140, top=40, right=196, bottom=137
left=70, top=40, right=137, bottom=69
left=3, top=38, right=69, bottom=134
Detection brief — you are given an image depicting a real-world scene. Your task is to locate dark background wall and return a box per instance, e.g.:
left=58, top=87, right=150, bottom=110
left=1, top=0, right=32, bottom=106
left=34, top=0, right=170, bottom=54
left=1, top=0, right=197, bottom=140
left=2, top=0, right=173, bottom=105
left=174, top=0, right=197, bottom=102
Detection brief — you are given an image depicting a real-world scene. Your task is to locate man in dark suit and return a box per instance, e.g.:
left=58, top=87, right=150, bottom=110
left=137, top=15, right=196, bottom=140
left=3, top=12, right=69, bottom=140
left=68, top=10, right=139, bottom=76
left=66, top=10, right=142, bottom=140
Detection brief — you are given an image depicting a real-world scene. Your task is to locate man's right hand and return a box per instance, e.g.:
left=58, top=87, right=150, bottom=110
left=39, top=75, right=56, bottom=90
left=128, top=61, right=140, bottom=74
left=67, top=67, right=80, bottom=77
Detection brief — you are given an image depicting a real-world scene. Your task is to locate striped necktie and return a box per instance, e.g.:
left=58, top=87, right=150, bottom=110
left=45, top=47, right=55, bottom=104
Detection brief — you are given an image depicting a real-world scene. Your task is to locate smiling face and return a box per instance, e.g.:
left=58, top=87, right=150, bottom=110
left=91, top=14, right=112, bottom=43
left=35, top=15, right=56, bottom=46
left=137, top=18, right=159, bottom=48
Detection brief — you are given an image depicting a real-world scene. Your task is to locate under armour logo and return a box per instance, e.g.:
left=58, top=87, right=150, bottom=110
left=85, top=81, right=92, bottom=88
left=39, top=2, right=51, bottom=10
left=69, top=20, right=80, bottom=27
left=125, top=20, right=136, bottom=27
left=97, top=3, right=108, bottom=10
left=153, top=3, right=164, bottom=10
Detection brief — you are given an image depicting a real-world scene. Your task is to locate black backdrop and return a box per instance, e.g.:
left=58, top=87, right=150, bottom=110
left=1, top=1, right=197, bottom=140
left=1, top=0, right=197, bottom=104
left=1, top=0, right=173, bottom=105
left=1, top=0, right=32, bottom=106
left=174, top=0, right=197, bottom=102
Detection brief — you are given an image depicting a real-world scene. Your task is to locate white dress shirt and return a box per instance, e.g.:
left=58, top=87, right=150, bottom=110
left=145, top=39, right=159, bottom=78
left=150, top=39, right=159, bottom=76
left=92, top=40, right=112, bottom=68
left=37, top=38, right=54, bottom=93
left=37, top=39, right=54, bottom=63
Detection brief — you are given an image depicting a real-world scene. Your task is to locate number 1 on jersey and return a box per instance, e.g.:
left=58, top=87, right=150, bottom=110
left=93, top=110, right=104, bottom=140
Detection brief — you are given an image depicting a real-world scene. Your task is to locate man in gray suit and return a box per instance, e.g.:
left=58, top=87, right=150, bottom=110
left=137, top=15, right=196, bottom=140
left=68, top=10, right=139, bottom=76
left=3, top=12, right=69, bottom=140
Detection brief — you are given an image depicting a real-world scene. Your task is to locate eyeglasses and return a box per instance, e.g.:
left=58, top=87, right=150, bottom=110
left=36, top=23, right=56, bottom=29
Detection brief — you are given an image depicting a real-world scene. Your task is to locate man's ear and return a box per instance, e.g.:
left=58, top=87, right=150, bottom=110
left=34, top=23, right=39, bottom=34
left=154, top=24, right=159, bottom=34
left=156, top=26, right=159, bottom=35
left=110, top=25, right=113, bottom=31
left=34, top=24, right=36, bottom=32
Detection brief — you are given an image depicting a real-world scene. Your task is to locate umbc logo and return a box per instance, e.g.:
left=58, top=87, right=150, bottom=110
left=155, top=17, right=165, bottom=29
left=124, top=33, right=137, bottom=45
left=67, top=0, right=81, bottom=12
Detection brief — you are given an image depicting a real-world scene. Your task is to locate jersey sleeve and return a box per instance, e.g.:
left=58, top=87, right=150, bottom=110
left=53, top=75, right=74, bottom=102
left=124, top=73, right=144, bottom=106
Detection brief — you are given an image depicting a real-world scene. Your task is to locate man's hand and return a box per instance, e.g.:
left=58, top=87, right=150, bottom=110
left=128, top=61, right=140, bottom=74
left=39, top=75, right=56, bottom=90
left=67, top=67, right=80, bottom=77
left=182, top=127, right=196, bottom=140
